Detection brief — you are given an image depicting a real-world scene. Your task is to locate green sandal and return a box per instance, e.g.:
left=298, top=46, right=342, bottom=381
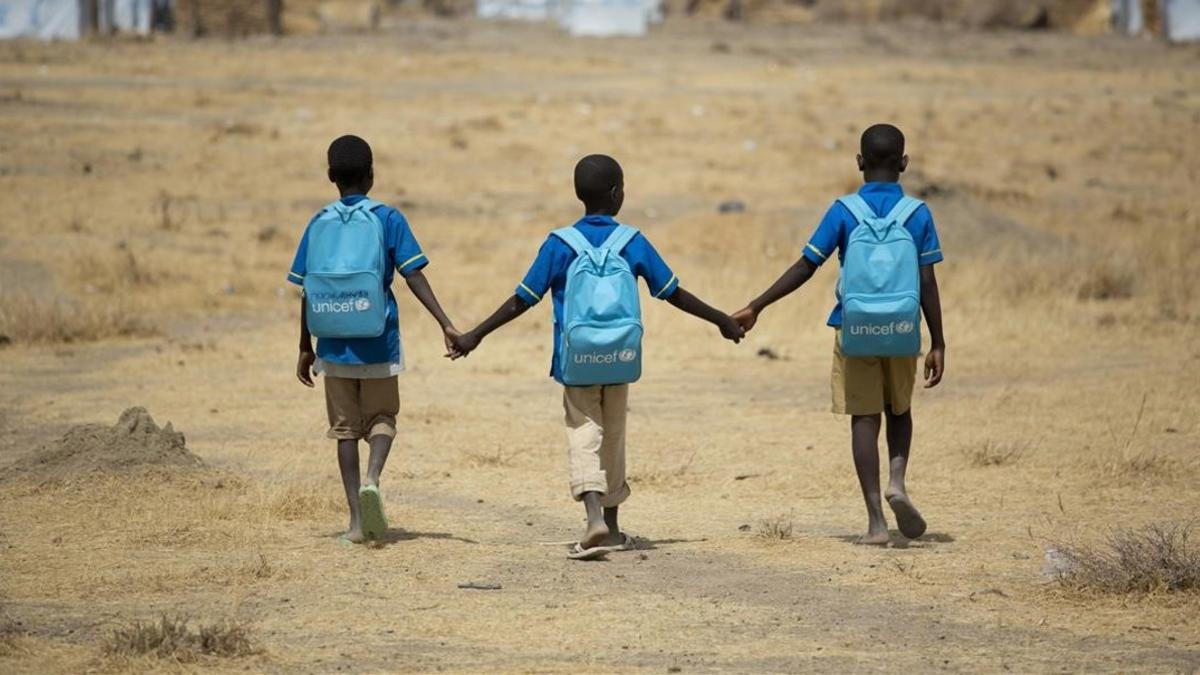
left=358, top=485, right=389, bottom=541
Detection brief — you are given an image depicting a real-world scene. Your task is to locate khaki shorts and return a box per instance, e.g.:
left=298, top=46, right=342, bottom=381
left=324, top=376, right=400, bottom=440
left=563, top=384, right=631, bottom=508
left=831, top=331, right=917, bottom=416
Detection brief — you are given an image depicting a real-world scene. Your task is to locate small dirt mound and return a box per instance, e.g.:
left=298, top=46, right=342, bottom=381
left=1, top=408, right=204, bottom=484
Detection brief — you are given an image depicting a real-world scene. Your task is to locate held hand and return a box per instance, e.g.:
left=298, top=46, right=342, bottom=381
left=718, top=315, right=745, bottom=344
left=731, top=306, right=758, bottom=333
left=443, top=325, right=464, bottom=359
left=924, top=347, right=945, bottom=388
left=448, top=329, right=482, bottom=360
left=296, top=350, right=316, bottom=388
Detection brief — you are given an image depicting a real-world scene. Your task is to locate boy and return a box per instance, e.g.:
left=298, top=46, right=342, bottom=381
left=732, top=124, right=945, bottom=545
left=289, top=135, right=460, bottom=544
left=448, top=154, right=744, bottom=558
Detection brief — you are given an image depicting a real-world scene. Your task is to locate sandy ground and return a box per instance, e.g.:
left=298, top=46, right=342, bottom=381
left=1, top=16, right=1199, bottom=673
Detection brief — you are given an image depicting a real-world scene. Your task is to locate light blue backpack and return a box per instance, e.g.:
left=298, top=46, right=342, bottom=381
left=303, top=199, right=388, bottom=339
left=553, top=224, right=644, bottom=386
left=837, top=194, right=924, bottom=357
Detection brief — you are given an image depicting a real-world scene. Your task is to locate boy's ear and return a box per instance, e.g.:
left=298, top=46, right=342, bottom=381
left=898, top=155, right=908, bottom=173
left=856, top=154, right=865, bottom=172
left=328, top=168, right=336, bottom=184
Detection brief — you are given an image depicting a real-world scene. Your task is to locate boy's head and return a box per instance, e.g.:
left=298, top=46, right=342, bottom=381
left=856, top=123, right=907, bottom=178
left=328, top=134, right=374, bottom=195
left=574, top=154, right=624, bottom=215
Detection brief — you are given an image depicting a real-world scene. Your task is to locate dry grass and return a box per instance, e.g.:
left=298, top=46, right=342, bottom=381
left=964, top=439, right=1032, bottom=467
left=1052, top=523, right=1200, bottom=595
left=756, top=512, right=795, bottom=540
left=103, top=615, right=257, bottom=662
left=629, top=452, right=697, bottom=487
left=255, top=480, right=343, bottom=521
left=0, top=292, right=151, bottom=345
left=0, top=614, right=28, bottom=657
left=464, top=445, right=528, bottom=468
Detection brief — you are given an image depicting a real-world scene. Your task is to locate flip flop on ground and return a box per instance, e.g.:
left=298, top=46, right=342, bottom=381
left=886, top=493, right=927, bottom=540
left=358, top=485, right=388, bottom=541
left=566, top=533, right=637, bottom=560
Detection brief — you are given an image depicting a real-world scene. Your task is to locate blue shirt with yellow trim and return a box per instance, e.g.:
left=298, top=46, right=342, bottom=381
left=803, top=182, right=944, bottom=328
left=287, top=195, right=428, bottom=366
left=516, top=214, right=679, bottom=383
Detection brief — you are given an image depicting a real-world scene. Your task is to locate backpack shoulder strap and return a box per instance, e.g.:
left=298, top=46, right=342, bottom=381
left=883, top=195, right=924, bottom=226
left=599, top=224, right=639, bottom=255
left=552, top=226, right=593, bottom=256
left=836, top=194, right=876, bottom=225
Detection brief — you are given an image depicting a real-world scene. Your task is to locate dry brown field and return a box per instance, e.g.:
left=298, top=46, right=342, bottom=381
left=1, top=15, right=1198, bottom=673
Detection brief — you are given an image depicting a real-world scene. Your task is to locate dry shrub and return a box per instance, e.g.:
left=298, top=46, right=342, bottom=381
left=757, top=513, right=795, bottom=540
left=1092, top=452, right=1184, bottom=485
left=103, top=615, right=256, bottom=661
left=1076, top=259, right=1136, bottom=301
left=0, top=291, right=150, bottom=344
left=965, top=439, right=1032, bottom=467
left=73, top=246, right=164, bottom=292
left=464, top=445, right=527, bottom=468
left=1052, top=523, right=1200, bottom=594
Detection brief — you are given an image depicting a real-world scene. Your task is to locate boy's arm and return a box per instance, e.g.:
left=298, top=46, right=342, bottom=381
left=449, top=294, right=531, bottom=359
left=920, top=264, right=945, bottom=388
left=732, top=257, right=818, bottom=331
left=403, top=269, right=460, bottom=352
left=297, top=294, right=315, bottom=388
left=666, top=286, right=743, bottom=342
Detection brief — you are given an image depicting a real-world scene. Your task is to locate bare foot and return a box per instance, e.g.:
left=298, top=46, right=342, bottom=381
left=580, top=521, right=609, bottom=550
left=885, top=491, right=927, bottom=540
left=856, top=529, right=890, bottom=546
left=341, top=527, right=365, bottom=544
left=597, top=531, right=629, bottom=548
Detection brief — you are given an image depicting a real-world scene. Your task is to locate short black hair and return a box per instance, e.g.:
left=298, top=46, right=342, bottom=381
left=860, top=124, right=905, bottom=170
left=574, top=154, right=623, bottom=207
left=328, top=135, right=373, bottom=186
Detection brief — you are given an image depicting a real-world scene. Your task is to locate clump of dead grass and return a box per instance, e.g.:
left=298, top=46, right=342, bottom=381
left=463, top=445, right=528, bottom=468
left=1076, top=259, right=1136, bottom=301
left=1051, top=522, right=1200, bottom=595
left=0, top=291, right=151, bottom=344
left=256, top=481, right=342, bottom=521
left=103, top=615, right=257, bottom=661
left=964, top=439, right=1033, bottom=467
left=756, top=512, right=795, bottom=541
left=0, top=613, right=28, bottom=657
left=1092, top=392, right=1188, bottom=485
left=629, top=452, right=697, bottom=487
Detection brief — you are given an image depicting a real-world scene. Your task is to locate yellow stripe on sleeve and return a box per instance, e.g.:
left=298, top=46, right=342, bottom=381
left=518, top=283, right=542, bottom=302
left=654, top=275, right=678, bottom=298
left=397, top=253, right=427, bottom=270
left=920, top=248, right=942, bottom=258
left=806, top=243, right=828, bottom=261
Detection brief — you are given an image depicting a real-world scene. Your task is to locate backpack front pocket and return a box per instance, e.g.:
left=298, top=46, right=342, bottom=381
left=304, top=271, right=387, bottom=339
left=840, top=293, right=921, bottom=357
left=560, top=319, right=643, bottom=386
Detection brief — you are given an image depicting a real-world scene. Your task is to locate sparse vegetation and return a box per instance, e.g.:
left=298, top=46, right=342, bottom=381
left=0, top=291, right=151, bottom=344
left=103, top=615, right=256, bottom=661
left=464, top=445, right=528, bottom=468
left=1051, top=522, right=1200, bottom=594
left=629, top=452, right=697, bottom=486
left=1093, top=393, right=1187, bottom=484
left=965, top=439, right=1032, bottom=467
left=258, top=482, right=342, bottom=521
left=757, top=513, right=794, bottom=540
left=0, top=614, right=27, bottom=657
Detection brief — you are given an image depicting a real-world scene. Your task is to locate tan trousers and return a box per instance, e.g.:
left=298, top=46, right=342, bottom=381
left=323, top=376, right=400, bottom=440
left=563, top=384, right=630, bottom=508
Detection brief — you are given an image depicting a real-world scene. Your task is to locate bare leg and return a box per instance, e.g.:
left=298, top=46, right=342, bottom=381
left=337, top=439, right=364, bottom=543
left=364, top=434, right=393, bottom=488
left=580, top=491, right=609, bottom=549
left=884, top=408, right=926, bottom=539
left=851, top=414, right=889, bottom=545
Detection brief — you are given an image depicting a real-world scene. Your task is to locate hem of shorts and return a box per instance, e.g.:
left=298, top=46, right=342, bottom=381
left=327, top=428, right=364, bottom=440
left=570, top=481, right=610, bottom=501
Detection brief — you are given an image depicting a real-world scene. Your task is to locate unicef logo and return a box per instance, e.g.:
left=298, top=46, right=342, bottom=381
left=894, top=320, right=914, bottom=334
left=354, top=298, right=371, bottom=312
left=618, top=349, right=637, bottom=363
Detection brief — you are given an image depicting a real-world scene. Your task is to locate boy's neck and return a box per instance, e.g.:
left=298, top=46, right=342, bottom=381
left=584, top=208, right=618, bottom=217
left=338, top=185, right=369, bottom=198
left=862, top=170, right=900, bottom=184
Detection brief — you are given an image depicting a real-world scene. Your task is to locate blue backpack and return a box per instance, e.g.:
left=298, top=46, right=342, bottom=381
left=837, top=194, right=924, bottom=358
left=553, top=224, right=643, bottom=386
left=303, top=199, right=388, bottom=339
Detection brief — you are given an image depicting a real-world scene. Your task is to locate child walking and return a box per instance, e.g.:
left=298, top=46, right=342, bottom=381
left=288, top=135, right=459, bottom=544
left=733, top=124, right=946, bottom=545
left=448, top=154, right=744, bottom=559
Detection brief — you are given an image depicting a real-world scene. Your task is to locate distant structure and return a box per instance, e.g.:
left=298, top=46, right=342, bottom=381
left=476, top=0, right=662, bottom=36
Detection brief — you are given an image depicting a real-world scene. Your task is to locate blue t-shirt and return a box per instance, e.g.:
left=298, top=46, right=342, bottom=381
left=287, top=195, right=428, bottom=366
left=803, top=182, right=944, bottom=328
left=516, top=214, right=679, bottom=382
